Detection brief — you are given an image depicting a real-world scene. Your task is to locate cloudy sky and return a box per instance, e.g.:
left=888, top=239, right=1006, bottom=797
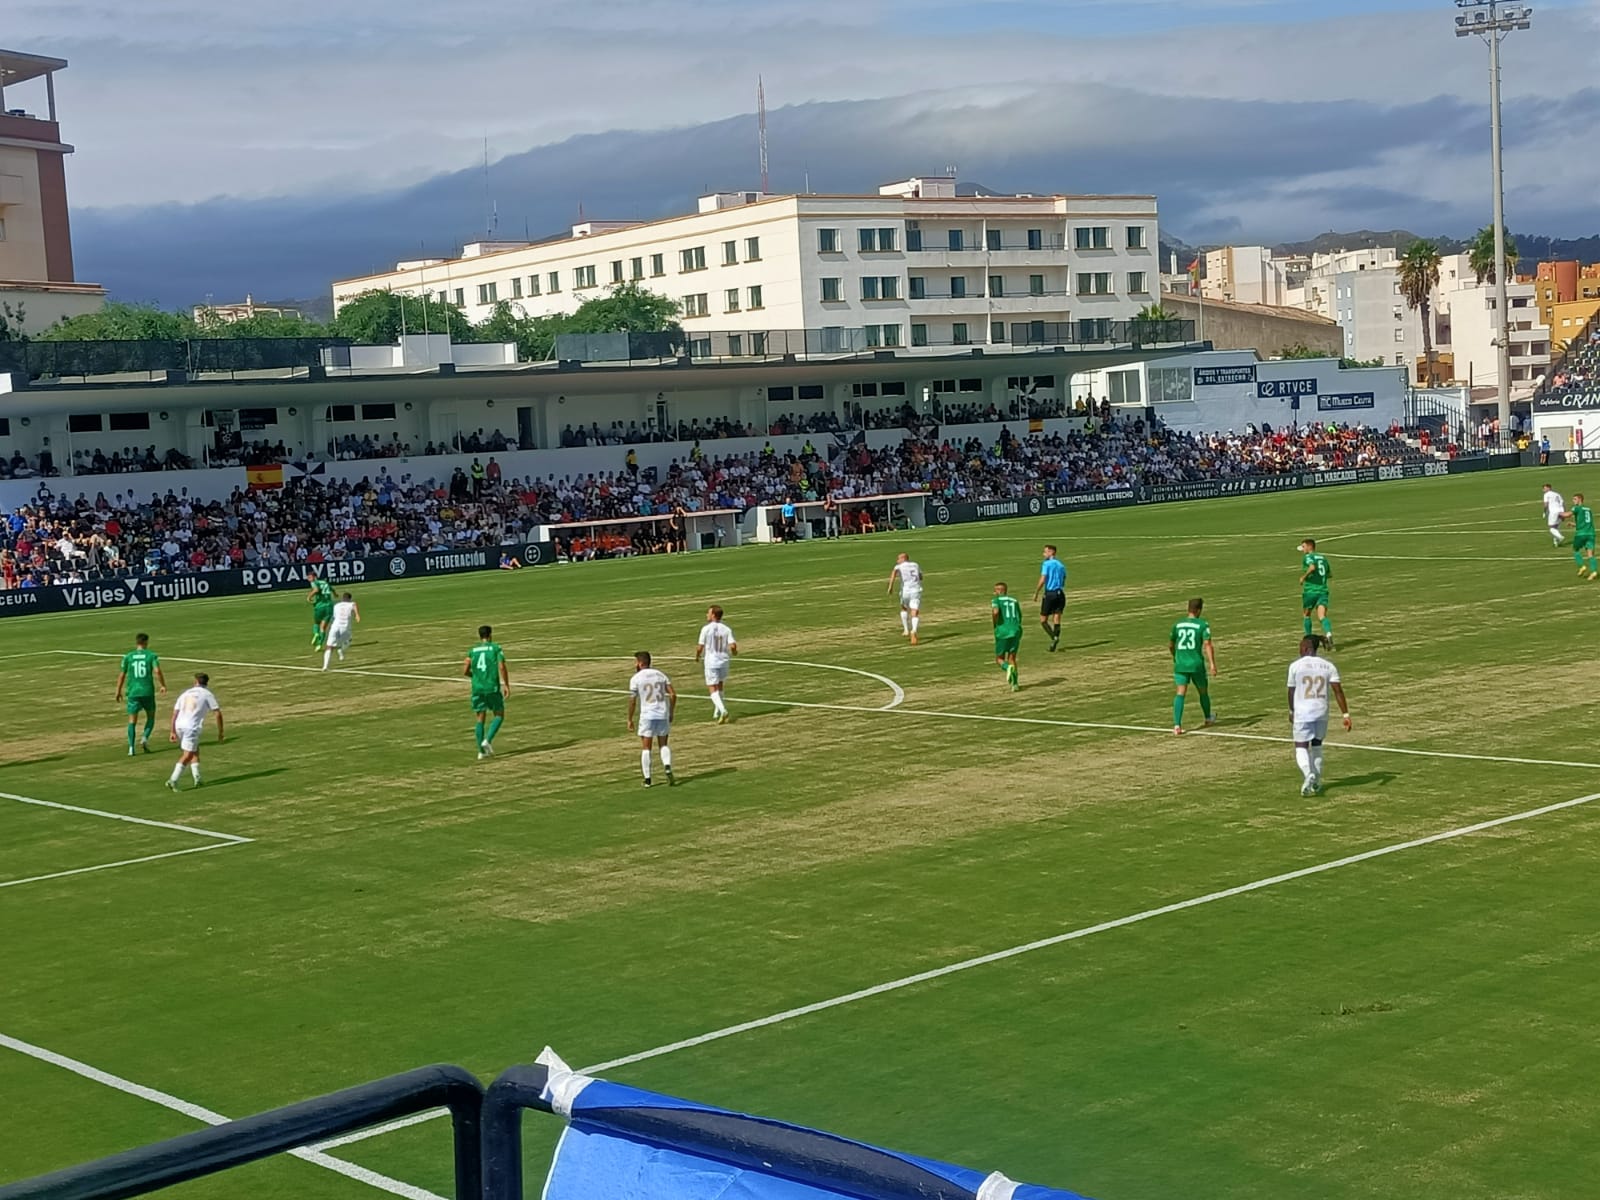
left=8, top=0, right=1599, bottom=304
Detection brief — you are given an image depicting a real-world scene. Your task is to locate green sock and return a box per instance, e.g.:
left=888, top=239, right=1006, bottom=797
left=1199, top=690, right=1213, bottom=719
left=474, top=721, right=486, bottom=750
left=1302, top=616, right=1313, bottom=635
left=1576, top=549, right=1586, bottom=567
left=127, top=723, right=137, bottom=750
left=486, top=716, right=504, bottom=743
left=1320, top=617, right=1332, bottom=636
left=143, top=717, right=154, bottom=741
left=1007, top=663, right=1018, bottom=684
left=1174, top=693, right=1186, bottom=727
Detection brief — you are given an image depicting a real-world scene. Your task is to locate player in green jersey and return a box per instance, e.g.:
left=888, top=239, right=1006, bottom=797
left=991, top=582, right=1023, bottom=691
left=1298, top=537, right=1334, bottom=648
left=463, top=625, right=510, bottom=759
left=1169, top=597, right=1219, bottom=735
left=1564, top=494, right=1597, bottom=579
left=307, top=576, right=337, bottom=648
left=114, top=632, right=167, bottom=755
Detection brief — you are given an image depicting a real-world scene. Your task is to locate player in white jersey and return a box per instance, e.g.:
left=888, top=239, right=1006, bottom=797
left=695, top=605, right=738, bottom=724
left=322, top=593, right=361, bottom=670
left=1286, top=636, right=1351, bottom=796
left=885, top=552, right=924, bottom=644
left=166, top=673, right=223, bottom=790
left=1542, top=483, right=1566, bottom=546
left=627, top=650, right=678, bottom=786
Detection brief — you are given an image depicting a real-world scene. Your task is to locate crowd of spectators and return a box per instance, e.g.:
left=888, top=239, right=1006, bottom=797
left=1543, top=324, right=1600, bottom=415
left=1, top=414, right=1446, bottom=585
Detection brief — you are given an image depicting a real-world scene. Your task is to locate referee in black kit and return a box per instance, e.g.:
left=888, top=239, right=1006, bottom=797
left=1033, top=543, right=1066, bottom=652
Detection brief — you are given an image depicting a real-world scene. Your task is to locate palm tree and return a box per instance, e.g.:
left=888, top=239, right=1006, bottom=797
left=1398, top=239, right=1442, bottom=386
left=1468, top=225, right=1519, bottom=285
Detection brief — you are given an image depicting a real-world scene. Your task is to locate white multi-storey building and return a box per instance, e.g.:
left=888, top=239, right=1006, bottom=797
left=332, top=176, right=1162, bottom=355
left=1433, top=252, right=1550, bottom=395
left=1286, top=246, right=1426, bottom=372
left=1201, top=245, right=1287, bottom=306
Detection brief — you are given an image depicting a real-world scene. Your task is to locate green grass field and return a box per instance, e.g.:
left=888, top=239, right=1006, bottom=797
left=4, top=468, right=1600, bottom=1200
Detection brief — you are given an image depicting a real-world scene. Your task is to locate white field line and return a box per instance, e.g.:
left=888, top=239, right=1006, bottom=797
left=0, top=1032, right=446, bottom=1200
left=321, top=787, right=1600, bottom=1148
left=0, top=791, right=254, bottom=892
left=1329, top=553, right=1566, bottom=562
left=47, top=652, right=1600, bottom=771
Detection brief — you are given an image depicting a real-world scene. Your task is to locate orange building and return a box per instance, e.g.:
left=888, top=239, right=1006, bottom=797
left=1533, top=260, right=1600, bottom=344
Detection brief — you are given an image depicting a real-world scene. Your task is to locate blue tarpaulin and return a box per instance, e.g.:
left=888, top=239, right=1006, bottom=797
left=538, top=1051, right=1093, bottom=1200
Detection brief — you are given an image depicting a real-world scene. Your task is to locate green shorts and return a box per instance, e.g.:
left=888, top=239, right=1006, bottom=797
left=1301, top=590, right=1330, bottom=612
left=1174, top=668, right=1209, bottom=689
left=994, top=632, right=1021, bottom=657
left=313, top=603, right=334, bottom=624
left=124, top=695, right=155, bottom=718
left=1575, top=532, right=1595, bottom=553
left=471, top=690, right=505, bottom=714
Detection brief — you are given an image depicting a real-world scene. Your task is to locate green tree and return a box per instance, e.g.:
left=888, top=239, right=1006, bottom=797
left=329, top=290, right=476, bottom=344
left=0, top=301, right=25, bottom=342
left=1278, top=343, right=1327, bottom=359
left=475, top=282, right=682, bottom=361
left=1135, top=304, right=1176, bottom=322
left=193, top=309, right=328, bottom=338
left=38, top=302, right=198, bottom=341
left=1468, top=225, right=1518, bottom=286
left=1398, top=238, right=1442, bottom=385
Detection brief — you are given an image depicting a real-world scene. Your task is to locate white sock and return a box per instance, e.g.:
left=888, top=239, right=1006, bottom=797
left=910, top=615, right=920, bottom=633
left=640, top=749, right=652, bottom=780
left=337, top=649, right=345, bottom=660
left=712, top=693, right=727, bottom=716
left=1294, top=747, right=1312, bottom=782
left=1311, top=745, right=1325, bottom=780
left=169, top=763, right=184, bottom=783
left=322, top=649, right=332, bottom=669
left=900, top=611, right=910, bottom=633
left=190, top=762, right=201, bottom=782
left=661, top=745, right=673, bottom=770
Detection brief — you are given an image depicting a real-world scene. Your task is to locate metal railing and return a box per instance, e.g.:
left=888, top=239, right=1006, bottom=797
left=0, top=1064, right=483, bottom=1200
left=0, top=338, right=350, bottom=380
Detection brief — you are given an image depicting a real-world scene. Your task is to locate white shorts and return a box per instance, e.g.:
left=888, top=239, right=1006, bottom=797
left=1292, top=717, right=1329, bottom=745
left=901, top=589, right=923, bottom=610
left=327, top=625, right=353, bottom=649
left=177, top=728, right=202, bottom=753
left=638, top=716, right=671, bottom=739
left=703, top=663, right=728, bottom=686
left=1548, top=515, right=1562, bottom=530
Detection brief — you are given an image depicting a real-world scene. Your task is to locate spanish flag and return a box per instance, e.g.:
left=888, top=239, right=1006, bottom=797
left=1187, top=257, right=1201, bottom=289
left=246, top=464, right=283, bottom=490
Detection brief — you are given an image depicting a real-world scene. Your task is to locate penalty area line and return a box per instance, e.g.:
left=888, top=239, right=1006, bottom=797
left=323, top=786, right=1600, bottom=1148
left=0, top=1033, right=447, bottom=1200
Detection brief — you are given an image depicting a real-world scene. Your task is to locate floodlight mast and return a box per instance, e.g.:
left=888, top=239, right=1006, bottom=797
left=1455, top=0, right=1532, bottom=444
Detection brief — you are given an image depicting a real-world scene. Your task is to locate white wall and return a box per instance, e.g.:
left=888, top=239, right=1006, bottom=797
left=0, top=467, right=249, bottom=511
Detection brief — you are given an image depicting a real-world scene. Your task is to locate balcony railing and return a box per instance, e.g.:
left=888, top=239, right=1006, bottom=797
left=0, top=338, right=351, bottom=380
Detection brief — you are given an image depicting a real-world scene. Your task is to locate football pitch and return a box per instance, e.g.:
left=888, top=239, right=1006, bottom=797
left=4, top=468, right=1599, bottom=1200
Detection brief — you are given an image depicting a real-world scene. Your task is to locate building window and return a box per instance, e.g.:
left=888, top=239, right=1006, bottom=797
left=905, top=223, right=923, bottom=252
left=863, top=324, right=882, bottom=348
left=818, top=228, right=840, bottom=253
left=574, top=265, right=596, bottom=289
left=1395, top=353, right=1406, bottom=364
left=726, top=288, right=741, bottom=312
left=1029, top=274, right=1046, bottom=296
left=881, top=324, right=901, bottom=347
left=950, top=276, right=967, bottom=299
left=1128, top=271, right=1148, bottom=294
left=874, top=276, right=900, bottom=300
left=728, top=334, right=743, bottom=356
left=723, top=240, right=738, bottom=266
left=952, top=322, right=970, bottom=345
left=990, top=322, right=1006, bottom=344
left=852, top=382, right=880, bottom=398
left=861, top=277, right=879, bottom=300
left=1076, top=273, right=1112, bottom=295
left=688, top=337, right=712, bottom=357
left=859, top=228, right=878, bottom=252
left=527, top=276, right=541, bottom=297
left=751, top=331, right=768, bottom=355
left=546, top=272, right=560, bottom=294
left=821, top=277, right=842, bottom=302
left=798, top=384, right=825, bottom=400
left=454, top=288, right=465, bottom=306
left=989, top=275, right=1004, bottom=298
left=745, top=236, right=761, bottom=261
left=109, top=411, right=151, bottom=431
left=1074, top=226, right=1110, bottom=250
left=748, top=285, right=763, bottom=310
left=682, top=293, right=709, bottom=318
left=1394, top=328, right=1406, bottom=342
left=630, top=257, right=644, bottom=280
left=650, top=254, right=665, bottom=277
left=436, top=290, right=448, bottom=305
left=987, top=229, right=1002, bottom=252
left=680, top=246, right=707, bottom=272
left=1078, top=317, right=1111, bottom=341
left=510, top=277, right=523, bottom=299
left=948, top=229, right=965, bottom=251
left=68, top=413, right=104, bottom=433
left=1126, top=226, right=1146, bottom=250
left=911, top=323, right=929, bottom=347
left=1027, top=228, right=1044, bottom=251
left=909, top=276, right=926, bottom=300
left=959, top=377, right=984, bottom=392
left=883, top=381, right=907, bottom=396
left=610, top=261, right=624, bottom=283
